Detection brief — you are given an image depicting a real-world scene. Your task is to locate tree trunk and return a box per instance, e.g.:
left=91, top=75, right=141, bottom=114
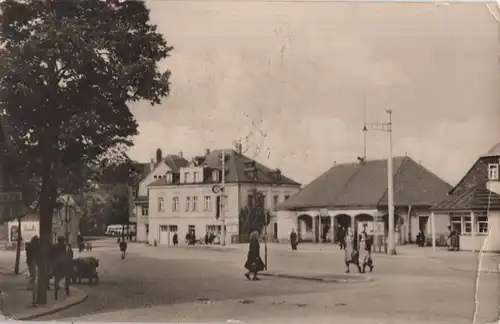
left=14, top=215, right=22, bottom=275
left=36, top=173, right=58, bottom=305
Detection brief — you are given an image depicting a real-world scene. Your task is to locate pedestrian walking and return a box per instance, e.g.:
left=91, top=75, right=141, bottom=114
left=344, top=231, right=361, bottom=273
left=119, top=238, right=128, bottom=259
left=359, top=226, right=374, bottom=273
left=289, top=228, right=298, bottom=251
left=172, top=233, right=178, bottom=246
left=337, top=225, right=346, bottom=250
left=244, top=229, right=265, bottom=281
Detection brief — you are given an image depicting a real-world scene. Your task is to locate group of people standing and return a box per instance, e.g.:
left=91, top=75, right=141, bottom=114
left=288, top=224, right=374, bottom=274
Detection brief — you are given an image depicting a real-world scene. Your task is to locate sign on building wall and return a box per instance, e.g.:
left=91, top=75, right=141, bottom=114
left=358, top=221, right=385, bottom=236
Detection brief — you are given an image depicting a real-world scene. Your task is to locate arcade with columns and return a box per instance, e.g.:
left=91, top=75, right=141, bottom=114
left=277, top=207, right=411, bottom=244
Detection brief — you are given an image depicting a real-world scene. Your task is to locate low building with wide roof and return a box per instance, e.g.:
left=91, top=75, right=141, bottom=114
left=432, top=142, right=500, bottom=252
left=277, top=155, right=452, bottom=245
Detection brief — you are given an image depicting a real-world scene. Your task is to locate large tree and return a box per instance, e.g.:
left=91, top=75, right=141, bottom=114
left=0, top=0, right=172, bottom=304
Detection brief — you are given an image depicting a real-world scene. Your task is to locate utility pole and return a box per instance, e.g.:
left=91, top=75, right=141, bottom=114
left=220, top=150, right=226, bottom=246
left=65, top=195, right=70, bottom=244
left=264, top=209, right=268, bottom=270
left=364, top=109, right=396, bottom=255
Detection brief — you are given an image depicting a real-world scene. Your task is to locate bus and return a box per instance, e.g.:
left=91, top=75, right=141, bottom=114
left=105, top=224, right=136, bottom=237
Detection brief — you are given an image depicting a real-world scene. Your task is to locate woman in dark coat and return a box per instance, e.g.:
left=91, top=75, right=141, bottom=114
left=244, top=230, right=265, bottom=281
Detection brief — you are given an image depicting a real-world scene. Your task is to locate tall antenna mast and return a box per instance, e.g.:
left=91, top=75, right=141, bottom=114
left=362, top=96, right=368, bottom=161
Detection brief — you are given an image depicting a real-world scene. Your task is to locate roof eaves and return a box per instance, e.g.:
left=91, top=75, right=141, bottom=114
left=375, top=156, right=407, bottom=206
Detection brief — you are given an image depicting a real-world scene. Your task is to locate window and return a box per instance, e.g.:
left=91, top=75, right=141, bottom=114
left=193, top=172, right=200, bottom=183
left=166, top=173, right=173, bottom=183
left=261, top=194, right=267, bottom=208
left=212, top=170, right=219, bottom=182
left=273, top=195, right=279, bottom=210
left=247, top=194, right=254, bottom=207
left=141, top=206, right=149, bottom=216
left=184, top=172, right=190, bottom=183
left=463, top=216, right=472, bottom=233
left=222, top=195, right=228, bottom=211
left=172, top=197, right=179, bottom=212
left=204, top=196, right=212, bottom=211
left=192, top=196, right=198, bottom=211
left=477, top=216, right=488, bottom=233
left=450, top=212, right=489, bottom=234
left=185, top=197, right=191, bottom=211
left=168, top=225, right=178, bottom=232
left=284, top=195, right=290, bottom=200
left=157, top=197, right=164, bottom=212
left=488, top=164, right=499, bottom=180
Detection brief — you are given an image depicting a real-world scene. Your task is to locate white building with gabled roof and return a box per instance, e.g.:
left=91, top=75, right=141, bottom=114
left=145, top=144, right=301, bottom=246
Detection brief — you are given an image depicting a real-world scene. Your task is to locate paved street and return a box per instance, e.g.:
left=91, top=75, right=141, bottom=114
left=28, top=239, right=498, bottom=323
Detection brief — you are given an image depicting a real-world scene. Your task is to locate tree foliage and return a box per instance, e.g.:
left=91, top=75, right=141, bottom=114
left=0, top=0, right=172, bottom=304
left=239, top=188, right=271, bottom=235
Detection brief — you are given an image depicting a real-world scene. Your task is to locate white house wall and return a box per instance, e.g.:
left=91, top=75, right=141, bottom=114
left=137, top=163, right=173, bottom=197
left=148, top=183, right=240, bottom=246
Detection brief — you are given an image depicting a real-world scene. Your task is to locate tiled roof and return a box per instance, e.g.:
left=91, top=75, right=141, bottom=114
left=163, top=154, right=189, bottom=173
left=433, top=186, right=500, bottom=211
left=279, top=156, right=452, bottom=210
left=449, top=156, right=500, bottom=196
left=481, top=142, right=500, bottom=158
left=148, top=149, right=300, bottom=187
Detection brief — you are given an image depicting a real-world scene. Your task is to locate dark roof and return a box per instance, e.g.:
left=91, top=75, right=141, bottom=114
left=433, top=186, right=500, bottom=211
left=163, top=154, right=189, bottom=172
left=449, top=155, right=499, bottom=196
left=279, top=156, right=452, bottom=210
left=148, top=149, right=300, bottom=187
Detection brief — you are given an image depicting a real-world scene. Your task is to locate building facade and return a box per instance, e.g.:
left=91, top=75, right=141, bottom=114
left=146, top=147, right=301, bottom=246
left=133, top=152, right=188, bottom=242
left=277, top=156, right=453, bottom=247
left=432, top=143, right=500, bottom=252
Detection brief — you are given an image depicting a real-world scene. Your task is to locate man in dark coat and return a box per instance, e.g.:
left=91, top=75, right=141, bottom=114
left=290, top=229, right=298, bottom=251
left=337, top=225, right=346, bottom=250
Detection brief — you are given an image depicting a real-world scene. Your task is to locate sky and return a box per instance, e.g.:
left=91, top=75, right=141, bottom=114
left=127, top=0, right=500, bottom=187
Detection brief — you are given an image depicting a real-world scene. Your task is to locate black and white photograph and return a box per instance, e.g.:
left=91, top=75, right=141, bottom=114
left=0, top=0, right=498, bottom=323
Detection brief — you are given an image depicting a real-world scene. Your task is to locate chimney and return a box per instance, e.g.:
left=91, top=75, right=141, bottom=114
left=149, top=158, right=155, bottom=171
left=156, top=148, right=163, bottom=163
left=205, top=148, right=210, bottom=156
left=179, top=151, right=183, bottom=158
left=237, top=143, right=243, bottom=154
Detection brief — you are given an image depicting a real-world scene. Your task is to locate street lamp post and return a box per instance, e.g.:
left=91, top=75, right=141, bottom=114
left=220, top=150, right=226, bottom=246
left=364, top=109, right=396, bottom=255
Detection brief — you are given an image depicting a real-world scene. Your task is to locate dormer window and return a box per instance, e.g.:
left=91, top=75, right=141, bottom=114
left=212, top=170, right=219, bottom=182
left=166, top=173, right=173, bottom=184
left=184, top=172, right=191, bottom=183
left=193, top=171, right=200, bottom=183
left=488, top=163, right=499, bottom=180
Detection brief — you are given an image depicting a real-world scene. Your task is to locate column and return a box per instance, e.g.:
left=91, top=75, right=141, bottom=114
left=431, top=211, right=436, bottom=252
left=471, top=211, right=476, bottom=252
left=312, top=216, right=317, bottom=243
left=330, top=216, right=334, bottom=243
left=318, top=215, right=322, bottom=243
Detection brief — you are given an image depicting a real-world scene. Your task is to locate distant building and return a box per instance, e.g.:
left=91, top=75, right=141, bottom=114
left=146, top=145, right=301, bottom=246
left=133, top=151, right=189, bottom=242
left=277, top=156, right=452, bottom=246
left=433, top=143, right=500, bottom=252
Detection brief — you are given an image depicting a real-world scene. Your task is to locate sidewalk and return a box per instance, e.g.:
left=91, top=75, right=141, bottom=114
left=0, top=262, right=87, bottom=320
